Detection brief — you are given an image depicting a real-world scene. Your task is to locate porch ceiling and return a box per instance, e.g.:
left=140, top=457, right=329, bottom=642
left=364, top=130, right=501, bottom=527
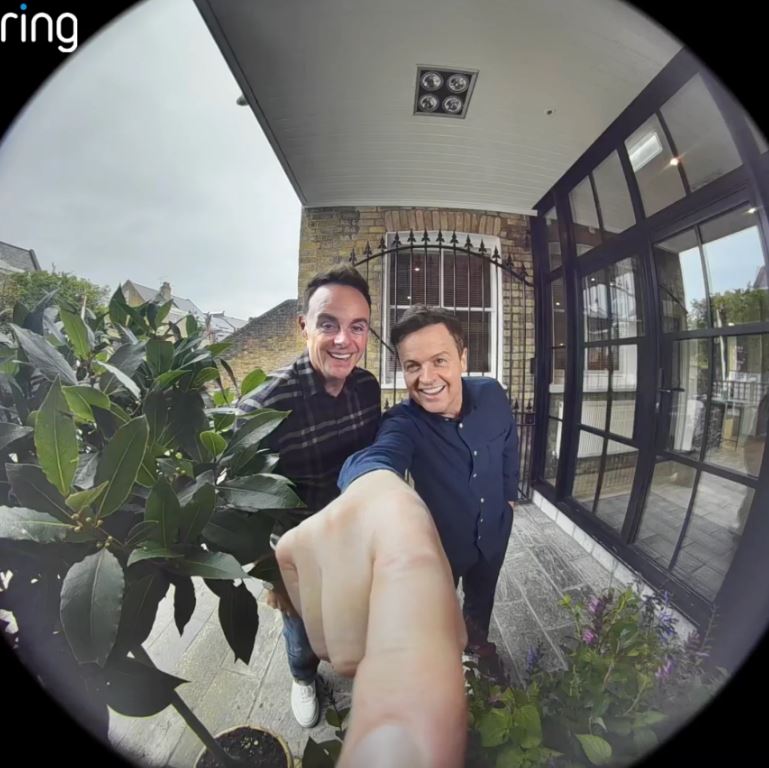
left=195, top=0, right=680, bottom=215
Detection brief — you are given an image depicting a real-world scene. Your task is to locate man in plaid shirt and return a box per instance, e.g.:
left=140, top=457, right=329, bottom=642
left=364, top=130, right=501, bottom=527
left=238, top=264, right=380, bottom=727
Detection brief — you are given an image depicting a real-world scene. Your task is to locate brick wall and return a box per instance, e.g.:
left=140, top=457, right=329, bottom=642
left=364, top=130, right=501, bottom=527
left=223, top=299, right=303, bottom=382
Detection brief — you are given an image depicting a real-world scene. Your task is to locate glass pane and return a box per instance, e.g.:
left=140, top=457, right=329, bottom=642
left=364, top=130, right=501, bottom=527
left=610, top=344, right=638, bottom=438
left=654, top=228, right=707, bottom=332
left=583, top=269, right=611, bottom=342
left=550, top=347, right=566, bottom=418
left=573, top=430, right=604, bottom=510
left=625, top=114, right=686, bottom=217
left=570, top=176, right=602, bottom=256
left=673, top=473, right=753, bottom=599
left=443, top=251, right=491, bottom=308
left=552, top=277, right=566, bottom=347
left=455, top=311, right=490, bottom=373
left=395, top=250, right=440, bottom=305
left=544, top=418, right=561, bottom=484
left=706, top=334, right=769, bottom=475
left=582, top=347, right=610, bottom=432
left=469, top=256, right=491, bottom=308
left=700, top=207, right=769, bottom=327
left=747, top=114, right=769, bottom=154
left=549, top=393, right=564, bottom=419
left=593, top=151, right=636, bottom=236
left=668, top=339, right=711, bottom=457
left=595, top=442, right=638, bottom=533
left=386, top=307, right=408, bottom=378
left=545, top=207, right=562, bottom=270
left=661, top=75, right=742, bottom=192
left=552, top=347, right=566, bottom=386
left=550, top=347, right=566, bottom=419
left=610, top=257, right=644, bottom=338
left=443, top=252, right=468, bottom=307
left=584, top=260, right=645, bottom=342
left=389, top=252, right=413, bottom=305
left=635, top=459, right=695, bottom=567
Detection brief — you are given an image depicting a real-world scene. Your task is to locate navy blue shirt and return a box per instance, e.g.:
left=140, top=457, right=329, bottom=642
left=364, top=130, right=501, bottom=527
left=339, top=377, right=518, bottom=575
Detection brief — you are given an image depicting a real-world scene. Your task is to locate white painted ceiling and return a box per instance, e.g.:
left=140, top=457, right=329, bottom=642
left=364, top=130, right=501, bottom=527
left=195, top=0, right=681, bottom=215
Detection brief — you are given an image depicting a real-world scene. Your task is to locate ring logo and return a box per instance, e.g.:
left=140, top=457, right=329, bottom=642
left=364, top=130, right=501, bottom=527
left=1, top=3, right=78, bottom=53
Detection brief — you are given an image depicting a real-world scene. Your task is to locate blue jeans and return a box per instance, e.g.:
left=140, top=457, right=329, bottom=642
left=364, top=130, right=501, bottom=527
left=282, top=613, right=320, bottom=684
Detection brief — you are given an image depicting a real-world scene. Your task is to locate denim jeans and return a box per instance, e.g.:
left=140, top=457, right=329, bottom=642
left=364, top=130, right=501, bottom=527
left=282, top=612, right=320, bottom=684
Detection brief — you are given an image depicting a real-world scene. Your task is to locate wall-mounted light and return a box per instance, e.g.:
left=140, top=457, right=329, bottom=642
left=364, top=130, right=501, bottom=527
left=414, top=66, right=478, bottom=118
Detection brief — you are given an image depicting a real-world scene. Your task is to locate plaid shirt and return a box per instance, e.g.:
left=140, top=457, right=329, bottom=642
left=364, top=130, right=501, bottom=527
left=238, top=351, right=381, bottom=514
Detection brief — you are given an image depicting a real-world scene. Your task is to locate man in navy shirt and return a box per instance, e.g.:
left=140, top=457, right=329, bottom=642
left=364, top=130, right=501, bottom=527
left=339, top=305, right=519, bottom=656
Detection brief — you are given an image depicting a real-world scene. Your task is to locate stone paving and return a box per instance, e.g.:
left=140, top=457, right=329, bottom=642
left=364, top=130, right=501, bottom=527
left=108, top=502, right=624, bottom=766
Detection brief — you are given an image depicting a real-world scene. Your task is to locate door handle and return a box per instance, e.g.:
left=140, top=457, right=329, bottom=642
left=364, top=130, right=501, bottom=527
left=658, top=387, right=685, bottom=393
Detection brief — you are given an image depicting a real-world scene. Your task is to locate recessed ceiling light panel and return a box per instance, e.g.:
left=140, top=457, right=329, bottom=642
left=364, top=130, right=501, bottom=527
left=414, top=66, right=478, bottom=118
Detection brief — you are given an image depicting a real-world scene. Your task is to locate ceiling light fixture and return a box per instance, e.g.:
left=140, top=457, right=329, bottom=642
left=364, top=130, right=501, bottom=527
left=414, top=66, right=478, bottom=118
left=628, top=131, right=663, bottom=172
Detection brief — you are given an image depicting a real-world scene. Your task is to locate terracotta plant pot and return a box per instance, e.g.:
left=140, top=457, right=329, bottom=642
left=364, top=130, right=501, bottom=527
left=195, top=725, right=294, bottom=768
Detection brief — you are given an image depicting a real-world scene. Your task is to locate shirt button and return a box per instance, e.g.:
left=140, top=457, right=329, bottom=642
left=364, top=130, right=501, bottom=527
left=473, top=473, right=478, bottom=478
left=480, top=498, right=485, bottom=503
left=459, top=423, right=463, bottom=429
left=480, top=517, right=484, bottom=523
left=478, top=535, right=482, bottom=540
left=473, top=450, right=478, bottom=456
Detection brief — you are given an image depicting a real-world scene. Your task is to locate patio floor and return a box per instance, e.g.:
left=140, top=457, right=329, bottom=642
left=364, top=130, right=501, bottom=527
left=108, top=502, right=622, bottom=766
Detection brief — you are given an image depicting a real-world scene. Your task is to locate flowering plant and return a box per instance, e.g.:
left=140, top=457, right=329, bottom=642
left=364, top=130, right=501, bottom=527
left=466, top=585, right=726, bottom=767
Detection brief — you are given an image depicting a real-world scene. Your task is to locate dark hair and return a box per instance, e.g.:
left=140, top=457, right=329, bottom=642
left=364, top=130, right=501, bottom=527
left=390, top=305, right=466, bottom=355
left=303, top=264, right=371, bottom=313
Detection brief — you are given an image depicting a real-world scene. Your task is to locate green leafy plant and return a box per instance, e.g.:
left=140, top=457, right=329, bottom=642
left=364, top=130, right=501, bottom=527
left=301, top=680, right=351, bottom=768
left=0, top=287, right=302, bottom=766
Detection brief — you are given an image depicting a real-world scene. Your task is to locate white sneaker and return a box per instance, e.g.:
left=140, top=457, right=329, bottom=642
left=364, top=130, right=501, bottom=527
left=462, top=652, right=480, bottom=692
left=291, top=679, right=320, bottom=728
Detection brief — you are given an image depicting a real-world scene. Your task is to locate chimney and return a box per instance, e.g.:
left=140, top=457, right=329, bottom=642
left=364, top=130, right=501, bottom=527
left=159, top=281, right=172, bottom=302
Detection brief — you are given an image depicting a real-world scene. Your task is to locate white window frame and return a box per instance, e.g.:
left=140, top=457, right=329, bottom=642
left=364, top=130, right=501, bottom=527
left=381, top=231, right=503, bottom=389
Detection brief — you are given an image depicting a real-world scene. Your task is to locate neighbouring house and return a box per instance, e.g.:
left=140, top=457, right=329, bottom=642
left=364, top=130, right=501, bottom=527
left=0, top=241, right=41, bottom=274
left=196, top=0, right=769, bottom=673
left=121, top=280, right=246, bottom=343
left=222, top=298, right=303, bottom=383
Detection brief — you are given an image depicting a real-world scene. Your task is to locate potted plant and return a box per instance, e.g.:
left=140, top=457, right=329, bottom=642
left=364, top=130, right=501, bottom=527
left=0, top=287, right=302, bottom=767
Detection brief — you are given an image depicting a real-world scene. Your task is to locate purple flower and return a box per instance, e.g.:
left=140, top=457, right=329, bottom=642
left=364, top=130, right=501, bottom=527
left=587, top=595, right=606, bottom=618
left=656, top=656, right=675, bottom=681
left=656, top=610, right=677, bottom=643
left=582, top=628, right=598, bottom=646
left=685, top=630, right=701, bottom=652
left=525, top=643, right=543, bottom=677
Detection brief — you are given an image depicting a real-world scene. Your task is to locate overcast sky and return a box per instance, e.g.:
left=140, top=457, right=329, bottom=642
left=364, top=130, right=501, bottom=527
left=0, top=0, right=301, bottom=321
